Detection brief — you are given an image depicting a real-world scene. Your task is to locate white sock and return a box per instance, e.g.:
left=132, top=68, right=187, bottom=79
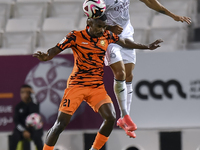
left=126, top=82, right=133, bottom=115
left=90, top=148, right=97, bottom=150
left=114, top=79, right=127, bottom=117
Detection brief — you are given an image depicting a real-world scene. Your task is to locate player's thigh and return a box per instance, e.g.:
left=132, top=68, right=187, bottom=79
left=59, top=87, right=85, bottom=115
left=105, top=43, right=123, bottom=66
left=56, top=111, right=72, bottom=128
left=86, top=87, right=113, bottom=112
left=121, top=48, right=136, bottom=65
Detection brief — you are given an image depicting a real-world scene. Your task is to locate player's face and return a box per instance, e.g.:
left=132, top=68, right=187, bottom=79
left=89, top=19, right=107, bottom=37
left=20, top=87, right=32, bottom=103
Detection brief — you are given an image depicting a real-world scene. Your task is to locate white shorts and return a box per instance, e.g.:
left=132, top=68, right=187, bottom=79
left=104, top=20, right=136, bottom=66
left=104, top=43, right=136, bottom=66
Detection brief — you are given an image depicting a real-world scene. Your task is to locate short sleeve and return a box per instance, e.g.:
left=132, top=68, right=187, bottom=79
left=107, top=31, right=119, bottom=44
left=56, top=31, right=76, bottom=51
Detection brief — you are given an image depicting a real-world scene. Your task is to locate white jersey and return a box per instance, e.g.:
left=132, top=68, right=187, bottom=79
left=104, top=0, right=130, bottom=28
left=104, top=0, right=134, bottom=38
left=104, top=0, right=136, bottom=66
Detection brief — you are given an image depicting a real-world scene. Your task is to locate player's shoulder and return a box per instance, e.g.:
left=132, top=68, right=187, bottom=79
left=66, top=30, right=76, bottom=37
left=65, top=30, right=82, bottom=41
left=67, top=29, right=86, bottom=37
left=104, top=30, right=111, bottom=35
left=104, top=30, right=118, bottom=37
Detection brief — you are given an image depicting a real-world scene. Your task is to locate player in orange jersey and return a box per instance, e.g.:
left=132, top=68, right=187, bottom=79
left=33, top=14, right=162, bottom=150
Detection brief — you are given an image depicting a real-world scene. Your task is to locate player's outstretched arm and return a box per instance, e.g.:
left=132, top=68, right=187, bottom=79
left=106, top=25, right=123, bottom=35
left=139, top=0, right=191, bottom=24
left=116, top=38, right=163, bottom=50
left=33, top=46, right=61, bottom=61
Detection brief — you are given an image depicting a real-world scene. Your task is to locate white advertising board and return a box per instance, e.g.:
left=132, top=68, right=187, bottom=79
left=131, top=50, right=200, bottom=129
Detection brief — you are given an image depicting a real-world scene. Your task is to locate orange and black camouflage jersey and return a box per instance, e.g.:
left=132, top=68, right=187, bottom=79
left=56, top=28, right=119, bottom=88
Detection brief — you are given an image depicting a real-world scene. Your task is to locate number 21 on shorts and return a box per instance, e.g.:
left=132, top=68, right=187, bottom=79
left=63, top=99, right=70, bottom=107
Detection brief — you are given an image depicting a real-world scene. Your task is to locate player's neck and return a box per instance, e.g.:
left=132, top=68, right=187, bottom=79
left=87, top=28, right=96, bottom=38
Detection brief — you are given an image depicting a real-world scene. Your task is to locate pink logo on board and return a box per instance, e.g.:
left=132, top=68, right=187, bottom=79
left=25, top=57, right=73, bottom=124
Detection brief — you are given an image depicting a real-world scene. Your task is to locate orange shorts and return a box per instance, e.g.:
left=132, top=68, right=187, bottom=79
left=59, top=85, right=112, bottom=115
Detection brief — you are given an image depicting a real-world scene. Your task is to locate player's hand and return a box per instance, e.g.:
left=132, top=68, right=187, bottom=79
left=23, top=130, right=31, bottom=140
left=33, top=51, right=49, bottom=61
left=107, top=25, right=123, bottom=35
left=148, top=39, right=163, bottom=50
left=173, top=15, right=191, bottom=24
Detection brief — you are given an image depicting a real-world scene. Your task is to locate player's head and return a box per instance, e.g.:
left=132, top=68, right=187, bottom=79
left=87, top=14, right=107, bottom=37
left=20, top=84, right=33, bottom=103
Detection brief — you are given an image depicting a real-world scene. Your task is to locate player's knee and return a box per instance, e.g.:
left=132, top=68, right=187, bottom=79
left=126, top=73, right=133, bottom=82
left=52, top=121, right=67, bottom=135
left=114, top=70, right=126, bottom=80
left=106, top=112, right=116, bottom=124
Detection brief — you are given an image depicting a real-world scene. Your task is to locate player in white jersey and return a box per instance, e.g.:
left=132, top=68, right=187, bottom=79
left=104, top=0, right=191, bottom=138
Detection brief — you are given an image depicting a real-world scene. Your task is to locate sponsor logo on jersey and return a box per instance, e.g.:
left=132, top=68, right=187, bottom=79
left=82, top=42, right=88, bottom=44
left=100, top=40, right=106, bottom=46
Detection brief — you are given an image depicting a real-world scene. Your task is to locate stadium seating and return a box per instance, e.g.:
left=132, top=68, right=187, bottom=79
left=53, top=0, right=83, bottom=1
left=17, top=0, right=51, bottom=2
left=0, top=0, right=14, bottom=2
left=34, top=0, right=83, bottom=54
left=0, top=31, right=37, bottom=55
left=148, top=14, right=188, bottom=52
left=78, top=15, right=87, bottom=30
left=0, top=18, right=38, bottom=55
left=0, top=15, right=5, bottom=32
left=12, top=1, right=48, bottom=29
left=130, top=15, right=150, bottom=44
left=36, top=18, right=74, bottom=54
left=6, top=18, right=38, bottom=32
left=159, top=0, right=197, bottom=17
left=129, top=0, right=155, bottom=22
left=49, top=1, right=82, bottom=20
left=0, top=31, right=2, bottom=48
left=0, top=2, right=11, bottom=32
left=0, top=0, right=198, bottom=55
left=129, top=0, right=154, bottom=45
left=159, top=0, right=197, bottom=28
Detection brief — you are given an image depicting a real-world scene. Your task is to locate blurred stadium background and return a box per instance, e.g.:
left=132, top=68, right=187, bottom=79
left=0, top=0, right=200, bottom=150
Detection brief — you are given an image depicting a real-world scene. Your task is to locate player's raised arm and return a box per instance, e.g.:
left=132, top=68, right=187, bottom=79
left=139, top=0, right=191, bottom=24
left=33, top=46, right=61, bottom=61
left=106, top=25, right=123, bottom=35
left=116, top=38, right=163, bottom=50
